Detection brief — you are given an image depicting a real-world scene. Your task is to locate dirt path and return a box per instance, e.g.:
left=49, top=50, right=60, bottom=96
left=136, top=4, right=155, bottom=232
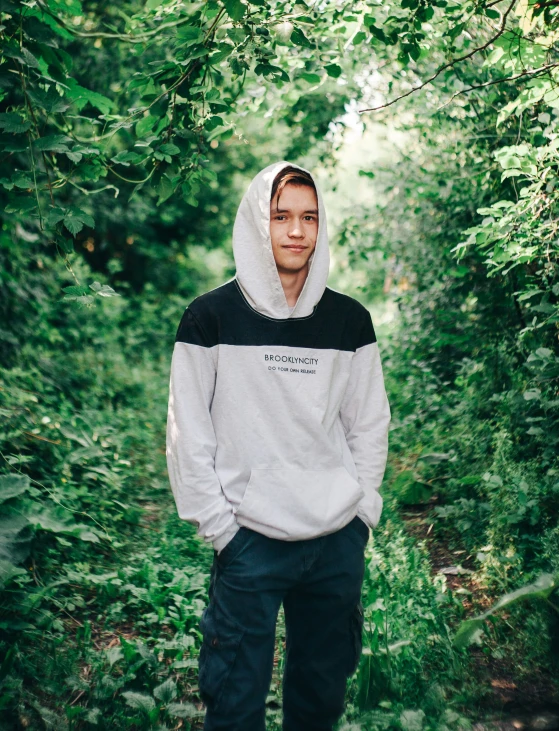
left=400, top=503, right=559, bottom=728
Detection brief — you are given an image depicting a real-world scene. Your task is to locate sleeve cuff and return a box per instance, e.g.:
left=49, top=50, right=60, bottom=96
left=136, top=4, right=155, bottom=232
left=356, top=510, right=370, bottom=528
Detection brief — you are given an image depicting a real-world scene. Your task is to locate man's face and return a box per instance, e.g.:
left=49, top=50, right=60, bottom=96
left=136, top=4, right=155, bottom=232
left=270, top=184, right=318, bottom=275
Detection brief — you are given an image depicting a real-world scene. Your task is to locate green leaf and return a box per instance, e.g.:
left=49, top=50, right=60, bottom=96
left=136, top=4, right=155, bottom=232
left=63, top=216, right=82, bottom=236
left=452, top=618, right=486, bottom=649
left=156, top=174, right=176, bottom=206
left=2, top=42, right=39, bottom=68
left=119, top=636, right=140, bottom=663
left=299, top=73, right=322, bottom=84
left=136, top=114, right=158, bottom=137
left=65, top=79, right=114, bottom=114
left=26, top=513, right=101, bottom=543
left=27, top=87, right=71, bottom=114
left=408, top=43, right=421, bottom=61
left=0, top=113, right=32, bottom=134
left=227, top=28, right=246, bottom=43
left=209, top=43, right=235, bottom=64
left=254, top=64, right=290, bottom=82
left=531, top=303, right=556, bottom=314
left=55, top=233, right=75, bottom=255
left=32, top=135, right=72, bottom=153
left=391, top=470, right=432, bottom=505
left=223, top=0, right=247, bottom=21
left=418, top=452, right=453, bottom=464
left=167, top=702, right=203, bottom=718
left=12, top=172, right=34, bottom=189
left=21, top=46, right=41, bottom=69
left=63, top=207, right=95, bottom=236
left=63, top=294, right=95, bottom=306
left=0, top=560, right=27, bottom=589
left=501, top=169, right=522, bottom=180
left=453, top=573, right=559, bottom=649
left=290, top=27, right=313, bottom=48
left=0, top=514, right=32, bottom=573
left=0, top=474, right=31, bottom=503
left=111, top=150, right=145, bottom=166
left=365, top=21, right=387, bottom=44
left=105, top=646, right=123, bottom=667
left=484, top=47, right=505, bottom=67
left=208, top=125, right=234, bottom=142
left=324, top=64, right=342, bottom=78
left=122, top=692, right=156, bottom=713
left=63, top=285, right=90, bottom=296
left=176, top=25, right=205, bottom=44
left=186, top=45, right=210, bottom=60
left=153, top=678, right=177, bottom=703
left=205, top=116, right=224, bottom=131
left=159, top=143, right=181, bottom=156
left=5, top=195, right=37, bottom=213
left=1, top=138, right=28, bottom=153
left=89, top=282, right=120, bottom=297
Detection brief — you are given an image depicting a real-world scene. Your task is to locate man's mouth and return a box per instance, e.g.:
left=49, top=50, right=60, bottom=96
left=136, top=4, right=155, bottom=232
left=283, top=245, right=307, bottom=252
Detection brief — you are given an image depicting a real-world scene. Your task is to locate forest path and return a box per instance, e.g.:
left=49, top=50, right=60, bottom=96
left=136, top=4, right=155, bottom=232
left=400, top=504, right=559, bottom=730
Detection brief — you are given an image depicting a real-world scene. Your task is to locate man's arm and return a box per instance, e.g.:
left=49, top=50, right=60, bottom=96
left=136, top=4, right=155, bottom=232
left=166, top=306, right=240, bottom=553
left=339, top=308, right=391, bottom=529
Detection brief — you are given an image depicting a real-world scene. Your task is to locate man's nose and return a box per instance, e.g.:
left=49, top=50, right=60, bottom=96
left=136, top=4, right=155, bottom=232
left=288, top=224, right=304, bottom=237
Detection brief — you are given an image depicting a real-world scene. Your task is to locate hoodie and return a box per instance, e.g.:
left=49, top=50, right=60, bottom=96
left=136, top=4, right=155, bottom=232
left=166, top=161, right=391, bottom=553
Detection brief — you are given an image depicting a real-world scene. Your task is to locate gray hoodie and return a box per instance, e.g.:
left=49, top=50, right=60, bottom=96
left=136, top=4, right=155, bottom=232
left=166, top=161, right=391, bottom=553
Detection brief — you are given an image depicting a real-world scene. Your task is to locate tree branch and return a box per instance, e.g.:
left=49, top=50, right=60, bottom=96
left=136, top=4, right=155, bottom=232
left=35, top=0, right=204, bottom=43
left=436, top=62, right=559, bottom=110
left=358, top=0, right=517, bottom=114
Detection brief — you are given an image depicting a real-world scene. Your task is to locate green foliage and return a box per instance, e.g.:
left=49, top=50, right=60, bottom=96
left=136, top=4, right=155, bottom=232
left=357, top=519, right=458, bottom=709
left=0, top=0, right=358, bottom=301
left=339, top=498, right=477, bottom=729
left=334, top=0, right=559, bottom=712
left=453, top=571, right=559, bottom=650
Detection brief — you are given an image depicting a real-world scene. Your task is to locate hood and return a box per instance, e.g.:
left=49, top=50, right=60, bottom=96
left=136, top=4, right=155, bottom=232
left=232, top=160, right=330, bottom=320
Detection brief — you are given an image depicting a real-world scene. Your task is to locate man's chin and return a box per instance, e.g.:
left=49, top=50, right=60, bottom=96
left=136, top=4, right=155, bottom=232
left=275, top=261, right=310, bottom=275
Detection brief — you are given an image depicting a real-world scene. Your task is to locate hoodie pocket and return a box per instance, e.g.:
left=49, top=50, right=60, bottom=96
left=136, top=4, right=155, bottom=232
left=235, top=465, right=364, bottom=540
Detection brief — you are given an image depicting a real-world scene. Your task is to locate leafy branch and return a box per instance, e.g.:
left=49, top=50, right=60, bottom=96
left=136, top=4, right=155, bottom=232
left=358, top=0, right=518, bottom=113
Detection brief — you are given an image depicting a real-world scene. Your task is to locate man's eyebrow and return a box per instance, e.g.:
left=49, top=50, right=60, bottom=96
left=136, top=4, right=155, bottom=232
left=273, top=208, right=319, bottom=214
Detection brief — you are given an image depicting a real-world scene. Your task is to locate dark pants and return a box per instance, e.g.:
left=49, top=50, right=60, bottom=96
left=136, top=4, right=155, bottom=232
left=197, top=515, right=369, bottom=731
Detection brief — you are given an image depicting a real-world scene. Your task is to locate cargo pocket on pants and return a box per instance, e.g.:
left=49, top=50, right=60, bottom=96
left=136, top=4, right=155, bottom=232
left=198, top=606, right=245, bottom=711
left=348, top=600, right=365, bottom=676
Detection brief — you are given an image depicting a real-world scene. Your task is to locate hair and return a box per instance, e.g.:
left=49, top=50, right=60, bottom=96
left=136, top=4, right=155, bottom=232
left=270, top=166, right=317, bottom=210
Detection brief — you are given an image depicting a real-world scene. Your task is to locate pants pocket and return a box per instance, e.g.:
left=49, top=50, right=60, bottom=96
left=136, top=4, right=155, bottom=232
left=198, top=606, right=245, bottom=711
left=344, top=516, right=370, bottom=551
left=352, top=516, right=370, bottom=544
left=348, top=600, right=365, bottom=675
left=217, top=526, right=249, bottom=568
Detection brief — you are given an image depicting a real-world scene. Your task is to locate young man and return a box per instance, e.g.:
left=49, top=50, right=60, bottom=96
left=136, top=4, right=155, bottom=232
left=166, top=161, right=391, bottom=731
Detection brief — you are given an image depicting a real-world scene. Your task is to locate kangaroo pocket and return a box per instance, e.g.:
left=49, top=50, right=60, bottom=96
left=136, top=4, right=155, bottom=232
left=234, top=466, right=364, bottom=540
